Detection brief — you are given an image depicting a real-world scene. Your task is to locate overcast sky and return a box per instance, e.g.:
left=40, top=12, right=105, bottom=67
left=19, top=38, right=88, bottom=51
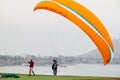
left=0, top=0, right=120, bottom=56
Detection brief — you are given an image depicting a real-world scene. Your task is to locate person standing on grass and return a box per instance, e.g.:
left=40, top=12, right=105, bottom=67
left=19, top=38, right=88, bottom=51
left=28, top=59, right=35, bottom=76
left=52, top=59, right=58, bottom=76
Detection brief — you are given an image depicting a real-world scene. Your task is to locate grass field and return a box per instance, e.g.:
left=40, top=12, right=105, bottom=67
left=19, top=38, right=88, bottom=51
left=0, top=74, right=120, bottom=80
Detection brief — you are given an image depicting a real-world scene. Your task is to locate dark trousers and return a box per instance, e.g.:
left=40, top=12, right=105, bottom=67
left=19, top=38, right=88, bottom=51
left=53, top=69, right=57, bottom=75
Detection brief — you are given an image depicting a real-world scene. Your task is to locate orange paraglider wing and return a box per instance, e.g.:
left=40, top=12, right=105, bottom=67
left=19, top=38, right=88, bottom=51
left=33, top=1, right=114, bottom=65
left=53, top=0, right=114, bottom=52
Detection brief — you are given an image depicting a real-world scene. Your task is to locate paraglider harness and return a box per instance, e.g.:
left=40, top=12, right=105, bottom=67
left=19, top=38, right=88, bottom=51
left=52, top=63, right=57, bottom=70
left=0, top=73, right=20, bottom=78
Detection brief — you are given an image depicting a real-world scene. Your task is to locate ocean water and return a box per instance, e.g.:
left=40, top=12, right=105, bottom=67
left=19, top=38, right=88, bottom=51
left=0, top=64, right=120, bottom=77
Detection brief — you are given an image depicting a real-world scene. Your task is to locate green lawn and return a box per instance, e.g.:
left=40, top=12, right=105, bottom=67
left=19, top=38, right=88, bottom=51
left=0, top=74, right=120, bottom=80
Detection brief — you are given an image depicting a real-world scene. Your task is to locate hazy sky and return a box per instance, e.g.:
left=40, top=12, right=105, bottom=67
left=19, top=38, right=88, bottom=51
left=0, top=0, right=120, bottom=56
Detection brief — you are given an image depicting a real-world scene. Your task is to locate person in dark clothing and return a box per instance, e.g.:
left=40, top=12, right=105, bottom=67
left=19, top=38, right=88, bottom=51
left=52, top=59, right=58, bottom=76
left=28, top=59, right=35, bottom=76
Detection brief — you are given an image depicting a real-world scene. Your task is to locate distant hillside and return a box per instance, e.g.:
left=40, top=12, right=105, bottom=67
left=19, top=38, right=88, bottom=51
left=80, top=39, right=120, bottom=64
left=0, top=39, right=120, bottom=66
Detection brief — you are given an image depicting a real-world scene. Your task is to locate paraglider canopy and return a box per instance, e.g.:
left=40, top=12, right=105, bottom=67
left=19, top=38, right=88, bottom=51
left=33, top=0, right=114, bottom=65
